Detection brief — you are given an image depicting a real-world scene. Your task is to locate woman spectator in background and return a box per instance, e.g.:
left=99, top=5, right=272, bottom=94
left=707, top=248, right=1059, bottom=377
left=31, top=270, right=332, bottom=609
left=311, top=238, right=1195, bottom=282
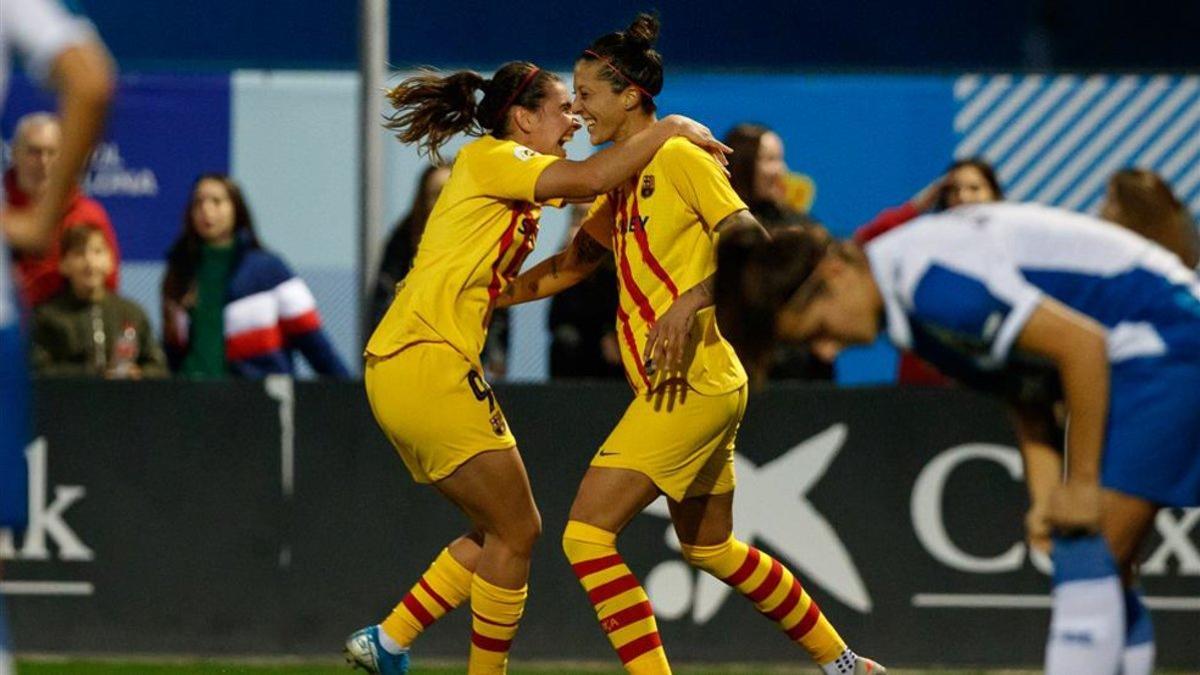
left=724, top=122, right=816, bottom=223
left=853, top=157, right=1004, bottom=385
left=725, top=123, right=829, bottom=380
left=366, top=163, right=452, bottom=335
left=1102, top=168, right=1199, bottom=270
left=161, top=174, right=349, bottom=379
left=854, top=157, right=1003, bottom=244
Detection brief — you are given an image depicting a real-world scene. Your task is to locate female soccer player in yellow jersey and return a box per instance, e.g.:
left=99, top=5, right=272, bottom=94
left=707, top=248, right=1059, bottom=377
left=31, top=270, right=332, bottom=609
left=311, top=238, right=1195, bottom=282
left=342, top=60, right=733, bottom=675
left=498, top=16, right=886, bottom=675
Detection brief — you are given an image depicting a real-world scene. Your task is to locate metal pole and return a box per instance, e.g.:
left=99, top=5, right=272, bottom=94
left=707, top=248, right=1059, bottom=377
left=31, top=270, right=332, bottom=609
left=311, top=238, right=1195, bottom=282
left=358, top=0, right=388, bottom=348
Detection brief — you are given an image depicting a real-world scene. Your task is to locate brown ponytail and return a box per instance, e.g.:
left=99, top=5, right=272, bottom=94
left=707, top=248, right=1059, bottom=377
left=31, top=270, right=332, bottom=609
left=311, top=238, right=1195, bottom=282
left=383, top=62, right=561, bottom=164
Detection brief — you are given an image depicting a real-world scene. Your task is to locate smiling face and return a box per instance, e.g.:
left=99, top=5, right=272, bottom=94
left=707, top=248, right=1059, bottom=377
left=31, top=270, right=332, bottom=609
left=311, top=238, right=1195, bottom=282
left=510, top=79, right=580, bottom=159
left=571, top=59, right=642, bottom=146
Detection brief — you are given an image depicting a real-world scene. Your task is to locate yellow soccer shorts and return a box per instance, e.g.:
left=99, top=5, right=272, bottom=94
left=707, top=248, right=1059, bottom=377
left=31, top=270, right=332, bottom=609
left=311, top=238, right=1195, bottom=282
left=364, top=342, right=516, bottom=484
left=592, top=382, right=748, bottom=501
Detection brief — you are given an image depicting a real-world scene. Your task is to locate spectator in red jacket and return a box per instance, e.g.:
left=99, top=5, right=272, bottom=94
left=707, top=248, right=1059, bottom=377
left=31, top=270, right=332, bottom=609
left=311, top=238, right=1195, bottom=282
left=854, top=157, right=1003, bottom=245
left=853, top=157, right=1003, bottom=385
left=5, top=111, right=120, bottom=307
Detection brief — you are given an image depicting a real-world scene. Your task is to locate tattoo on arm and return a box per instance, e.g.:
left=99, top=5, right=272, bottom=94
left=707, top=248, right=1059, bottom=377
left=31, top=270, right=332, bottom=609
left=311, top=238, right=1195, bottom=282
left=714, top=209, right=768, bottom=237
left=570, top=230, right=608, bottom=266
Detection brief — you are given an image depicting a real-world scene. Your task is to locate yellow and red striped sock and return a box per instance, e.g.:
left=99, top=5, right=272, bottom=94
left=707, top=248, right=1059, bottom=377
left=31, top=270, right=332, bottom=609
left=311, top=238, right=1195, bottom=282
left=380, top=547, right=473, bottom=647
left=682, top=536, right=849, bottom=666
left=562, top=520, right=670, bottom=674
left=468, top=575, right=525, bottom=675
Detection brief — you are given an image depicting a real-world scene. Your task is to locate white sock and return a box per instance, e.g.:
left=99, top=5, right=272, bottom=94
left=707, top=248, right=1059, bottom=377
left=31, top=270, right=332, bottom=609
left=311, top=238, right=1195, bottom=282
left=1045, top=535, right=1123, bottom=675
left=1121, top=587, right=1155, bottom=675
left=1122, top=642, right=1155, bottom=675
left=375, top=624, right=407, bottom=655
left=820, top=648, right=857, bottom=675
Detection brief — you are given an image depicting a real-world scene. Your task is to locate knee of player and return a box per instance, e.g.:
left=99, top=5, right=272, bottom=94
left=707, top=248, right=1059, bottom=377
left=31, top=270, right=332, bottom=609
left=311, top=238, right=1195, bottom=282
left=679, top=536, right=736, bottom=571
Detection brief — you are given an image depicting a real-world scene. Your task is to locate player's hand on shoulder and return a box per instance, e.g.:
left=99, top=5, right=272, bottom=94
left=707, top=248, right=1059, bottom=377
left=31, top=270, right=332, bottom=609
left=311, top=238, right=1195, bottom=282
left=660, top=114, right=732, bottom=166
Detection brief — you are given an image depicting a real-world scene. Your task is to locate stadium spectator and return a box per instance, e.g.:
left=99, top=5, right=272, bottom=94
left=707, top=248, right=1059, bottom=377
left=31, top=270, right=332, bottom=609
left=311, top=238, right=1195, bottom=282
left=854, top=157, right=1003, bottom=245
left=724, top=122, right=816, bottom=224
left=1101, top=168, right=1200, bottom=270
left=5, top=111, right=121, bottom=307
left=31, top=224, right=166, bottom=378
left=548, top=202, right=622, bottom=378
left=366, top=163, right=452, bottom=335
left=853, top=157, right=1004, bottom=385
left=161, top=174, right=349, bottom=379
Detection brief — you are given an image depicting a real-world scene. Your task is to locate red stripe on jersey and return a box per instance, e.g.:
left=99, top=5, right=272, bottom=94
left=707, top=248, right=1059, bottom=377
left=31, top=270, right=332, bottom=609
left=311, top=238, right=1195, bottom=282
left=616, top=305, right=651, bottom=388
left=764, top=578, right=804, bottom=622
left=616, top=632, right=664, bottom=664
left=486, top=207, right=523, bottom=306
left=502, top=208, right=537, bottom=278
left=614, top=192, right=657, bottom=325
left=588, top=573, right=641, bottom=605
left=747, top=558, right=785, bottom=603
left=402, top=593, right=436, bottom=627
left=786, top=599, right=823, bottom=641
left=471, top=631, right=513, bottom=653
left=600, top=600, right=655, bottom=634
left=225, top=326, right=284, bottom=360
left=418, top=578, right=453, bottom=613
left=722, top=547, right=761, bottom=587
left=629, top=194, right=679, bottom=300
left=572, top=553, right=625, bottom=579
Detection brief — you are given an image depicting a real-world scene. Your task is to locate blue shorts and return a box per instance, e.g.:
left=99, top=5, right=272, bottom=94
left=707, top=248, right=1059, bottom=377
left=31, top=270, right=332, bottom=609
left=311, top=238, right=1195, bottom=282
left=0, top=323, right=29, bottom=530
left=1102, top=357, right=1200, bottom=507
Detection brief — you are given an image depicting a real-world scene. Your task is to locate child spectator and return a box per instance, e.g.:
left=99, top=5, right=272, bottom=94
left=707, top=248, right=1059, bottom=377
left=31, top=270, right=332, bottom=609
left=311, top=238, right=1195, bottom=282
left=31, top=224, right=166, bottom=378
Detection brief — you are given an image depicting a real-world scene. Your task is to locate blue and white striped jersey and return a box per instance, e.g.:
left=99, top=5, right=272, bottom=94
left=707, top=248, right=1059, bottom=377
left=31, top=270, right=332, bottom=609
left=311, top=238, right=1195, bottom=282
left=865, top=202, right=1200, bottom=384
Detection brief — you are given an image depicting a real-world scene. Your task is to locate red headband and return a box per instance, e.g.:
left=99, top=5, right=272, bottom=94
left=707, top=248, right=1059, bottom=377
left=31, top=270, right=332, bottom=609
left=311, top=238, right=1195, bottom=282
left=497, top=66, right=541, bottom=126
left=584, top=49, right=654, bottom=100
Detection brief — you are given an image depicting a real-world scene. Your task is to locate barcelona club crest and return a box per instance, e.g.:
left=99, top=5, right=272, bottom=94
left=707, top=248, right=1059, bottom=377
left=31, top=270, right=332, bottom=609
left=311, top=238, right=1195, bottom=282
left=490, top=411, right=508, bottom=436
left=641, top=175, right=655, bottom=198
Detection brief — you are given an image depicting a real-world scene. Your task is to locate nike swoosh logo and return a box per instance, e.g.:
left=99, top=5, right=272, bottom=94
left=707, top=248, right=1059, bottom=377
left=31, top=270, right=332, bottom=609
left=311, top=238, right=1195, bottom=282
left=598, top=450, right=619, bottom=457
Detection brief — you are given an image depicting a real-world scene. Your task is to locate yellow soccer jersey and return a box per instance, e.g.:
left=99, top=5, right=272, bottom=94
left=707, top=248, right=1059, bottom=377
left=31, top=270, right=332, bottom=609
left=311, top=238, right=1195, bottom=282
left=593, top=136, right=749, bottom=396
left=366, top=135, right=561, bottom=364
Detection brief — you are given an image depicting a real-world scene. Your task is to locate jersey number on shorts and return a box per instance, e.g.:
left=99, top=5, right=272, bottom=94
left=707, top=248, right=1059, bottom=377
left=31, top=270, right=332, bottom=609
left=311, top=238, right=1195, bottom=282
left=467, top=370, right=497, bottom=412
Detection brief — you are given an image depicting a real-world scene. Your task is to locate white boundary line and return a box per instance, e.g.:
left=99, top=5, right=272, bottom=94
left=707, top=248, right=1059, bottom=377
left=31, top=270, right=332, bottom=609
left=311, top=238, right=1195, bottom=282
left=0, top=581, right=94, bottom=596
left=913, top=593, right=1200, bottom=611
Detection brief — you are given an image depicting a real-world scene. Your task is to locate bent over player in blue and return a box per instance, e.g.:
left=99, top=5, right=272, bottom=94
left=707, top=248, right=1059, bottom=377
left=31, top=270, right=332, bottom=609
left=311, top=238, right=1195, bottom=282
left=715, top=202, right=1200, bottom=675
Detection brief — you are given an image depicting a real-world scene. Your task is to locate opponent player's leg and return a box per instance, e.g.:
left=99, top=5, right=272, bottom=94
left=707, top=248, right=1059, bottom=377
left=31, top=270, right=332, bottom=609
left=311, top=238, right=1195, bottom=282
left=1099, top=490, right=1158, bottom=675
left=562, top=467, right=670, bottom=674
left=671, top=491, right=884, bottom=675
left=435, top=447, right=542, bottom=675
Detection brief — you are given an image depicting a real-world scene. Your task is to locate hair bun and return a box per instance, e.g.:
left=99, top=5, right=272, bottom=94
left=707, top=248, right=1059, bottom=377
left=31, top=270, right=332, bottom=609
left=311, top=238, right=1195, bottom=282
left=624, top=13, right=660, bottom=48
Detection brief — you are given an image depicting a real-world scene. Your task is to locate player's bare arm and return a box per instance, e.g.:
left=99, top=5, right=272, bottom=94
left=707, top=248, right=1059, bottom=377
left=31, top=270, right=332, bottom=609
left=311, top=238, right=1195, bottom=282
left=644, top=209, right=767, bottom=371
left=1008, top=402, right=1064, bottom=553
left=497, top=229, right=608, bottom=308
left=3, top=41, right=114, bottom=253
left=534, top=115, right=731, bottom=201
left=1013, top=298, right=1108, bottom=535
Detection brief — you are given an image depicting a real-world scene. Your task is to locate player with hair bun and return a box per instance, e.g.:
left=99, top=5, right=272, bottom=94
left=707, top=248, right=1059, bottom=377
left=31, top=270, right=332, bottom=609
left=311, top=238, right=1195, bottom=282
left=499, top=14, right=885, bottom=675
left=343, top=59, right=731, bottom=675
